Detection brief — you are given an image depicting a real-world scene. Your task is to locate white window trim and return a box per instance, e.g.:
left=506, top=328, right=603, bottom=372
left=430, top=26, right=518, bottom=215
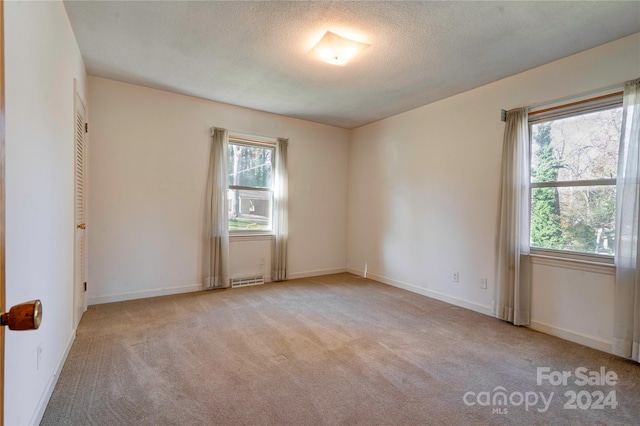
left=229, top=131, right=277, bottom=146
left=530, top=246, right=613, bottom=265
left=529, top=252, right=615, bottom=276
left=230, top=234, right=274, bottom=242
left=527, top=90, right=623, bottom=264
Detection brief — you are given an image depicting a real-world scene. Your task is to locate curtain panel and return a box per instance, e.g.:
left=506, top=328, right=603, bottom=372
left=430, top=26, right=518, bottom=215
left=495, top=108, right=531, bottom=326
left=203, top=127, right=230, bottom=289
left=272, top=137, right=289, bottom=281
left=612, top=79, right=640, bottom=362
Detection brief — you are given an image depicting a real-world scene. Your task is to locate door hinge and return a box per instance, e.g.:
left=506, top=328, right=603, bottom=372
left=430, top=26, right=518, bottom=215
left=84, top=282, right=87, bottom=292
left=85, top=122, right=88, bottom=133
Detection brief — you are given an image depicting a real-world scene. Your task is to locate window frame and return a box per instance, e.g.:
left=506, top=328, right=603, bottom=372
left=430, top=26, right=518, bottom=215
left=527, top=92, right=623, bottom=264
left=227, top=136, right=276, bottom=236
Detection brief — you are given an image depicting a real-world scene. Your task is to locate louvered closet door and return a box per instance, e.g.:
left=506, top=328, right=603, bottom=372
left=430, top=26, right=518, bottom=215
left=73, top=92, right=87, bottom=328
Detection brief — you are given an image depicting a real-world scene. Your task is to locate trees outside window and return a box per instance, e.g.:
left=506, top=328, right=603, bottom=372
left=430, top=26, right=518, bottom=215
left=530, top=102, right=622, bottom=256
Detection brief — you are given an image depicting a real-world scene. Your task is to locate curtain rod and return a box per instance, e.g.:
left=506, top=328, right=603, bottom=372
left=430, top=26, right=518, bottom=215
left=528, top=91, right=623, bottom=117
left=501, top=91, right=623, bottom=122
left=211, top=127, right=283, bottom=144
left=229, top=134, right=277, bottom=145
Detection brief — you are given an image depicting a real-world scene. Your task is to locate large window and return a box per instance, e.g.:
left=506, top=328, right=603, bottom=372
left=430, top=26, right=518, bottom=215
left=529, top=94, right=623, bottom=258
left=228, top=140, right=274, bottom=232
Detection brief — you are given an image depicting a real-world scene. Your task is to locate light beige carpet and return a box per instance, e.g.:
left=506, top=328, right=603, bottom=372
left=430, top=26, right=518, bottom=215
left=42, top=273, right=640, bottom=425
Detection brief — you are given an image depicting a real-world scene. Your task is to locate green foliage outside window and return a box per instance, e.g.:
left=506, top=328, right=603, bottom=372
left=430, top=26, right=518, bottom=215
left=530, top=107, right=621, bottom=255
left=530, top=123, right=564, bottom=250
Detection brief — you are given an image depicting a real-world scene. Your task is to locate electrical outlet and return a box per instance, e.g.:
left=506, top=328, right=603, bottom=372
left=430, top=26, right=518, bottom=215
left=480, top=277, right=488, bottom=289
left=452, top=271, right=459, bottom=283
left=260, top=257, right=265, bottom=265
left=37, top=344, right=43, bottom=370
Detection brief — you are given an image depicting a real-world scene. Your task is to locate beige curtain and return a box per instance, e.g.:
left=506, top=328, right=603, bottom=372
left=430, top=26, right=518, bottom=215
left=612, top=79, right=640, bottom=362
left=203, top=127, right=230, bottom=289
left=495, top=108, right=531, bottom=326
left=271, top=137, right=289, bottom=281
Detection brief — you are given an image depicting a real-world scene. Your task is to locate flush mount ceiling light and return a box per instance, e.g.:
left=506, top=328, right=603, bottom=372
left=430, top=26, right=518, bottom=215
left=309, top=31, right=370, bottom=66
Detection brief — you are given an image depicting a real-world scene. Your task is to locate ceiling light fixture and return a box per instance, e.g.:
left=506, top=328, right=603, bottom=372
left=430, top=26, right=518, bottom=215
left=309, top=31, right=370, bottom=66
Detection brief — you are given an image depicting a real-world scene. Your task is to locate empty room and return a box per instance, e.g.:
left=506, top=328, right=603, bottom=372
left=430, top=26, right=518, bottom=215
left=2, top=1, right=640, bottom=425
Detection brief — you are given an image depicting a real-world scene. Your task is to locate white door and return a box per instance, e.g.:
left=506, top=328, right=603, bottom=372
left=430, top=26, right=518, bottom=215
left=73, top=90, right=87, bottom=328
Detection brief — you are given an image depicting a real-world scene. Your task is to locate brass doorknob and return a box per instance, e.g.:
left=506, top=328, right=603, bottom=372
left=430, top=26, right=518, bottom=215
left=1, top=300, right=43, bottom=330
left=77, top=223, right=86, bottom=230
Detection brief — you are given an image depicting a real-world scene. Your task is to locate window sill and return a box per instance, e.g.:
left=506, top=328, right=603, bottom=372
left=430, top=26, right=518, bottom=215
left=230, top=233, right=274, bottom=242
left=529, top=253, right=615, bottom=276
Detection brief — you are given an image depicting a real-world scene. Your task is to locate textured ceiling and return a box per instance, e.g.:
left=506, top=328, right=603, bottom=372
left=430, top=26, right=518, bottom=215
left=64, top=1, right=640, bottom=129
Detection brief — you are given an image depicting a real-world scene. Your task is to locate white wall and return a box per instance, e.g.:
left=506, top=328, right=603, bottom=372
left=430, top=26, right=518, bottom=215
left=87, top=77, right=349, bottom=304
left=4, top=1, right=87, bottom=424
left=530, top=260, right=615, bottom=352
left=348, top=33, right=640, bottom=352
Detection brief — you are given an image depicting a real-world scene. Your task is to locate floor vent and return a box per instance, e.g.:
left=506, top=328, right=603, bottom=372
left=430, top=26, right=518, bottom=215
left=231, top=276, right=265, bottom=288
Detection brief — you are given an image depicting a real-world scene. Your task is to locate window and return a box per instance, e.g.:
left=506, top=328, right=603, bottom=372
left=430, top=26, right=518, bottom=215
left=529, top=94, right=623, bottom=259
left=227, top=140, right=275, bottom=233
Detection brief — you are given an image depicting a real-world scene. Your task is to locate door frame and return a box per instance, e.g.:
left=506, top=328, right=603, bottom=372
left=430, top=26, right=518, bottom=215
left=1, top=0, right=7, bottom=423
left=72, top=81, right=87, bottom=329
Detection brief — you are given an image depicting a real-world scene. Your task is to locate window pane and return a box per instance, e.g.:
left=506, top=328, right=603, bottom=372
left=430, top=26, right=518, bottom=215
left=228, top=189, right=272, bottom=231
left=531, top=107, right=622, bottom=183
left=228, top=144, right=273, bottom=188
left=530, top=185, right=615, bottom=255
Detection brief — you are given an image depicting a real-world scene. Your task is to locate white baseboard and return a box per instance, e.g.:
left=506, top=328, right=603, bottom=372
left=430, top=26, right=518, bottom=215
left=288, top=267, right=347, bottom=280
left=346, top=268, right=614, bottom=355
left=347, top=267, right=493, bottom=316
left=30, top=328, right=77, bottom=425
left=89, top=269, right=349, bottom=305
left=89, top=283, right=202, bottom=305
left=529, top=320, right=612, bottom=354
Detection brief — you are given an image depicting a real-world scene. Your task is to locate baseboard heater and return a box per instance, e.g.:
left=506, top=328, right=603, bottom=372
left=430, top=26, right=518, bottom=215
left=230, top=276, right=265, bottom=288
